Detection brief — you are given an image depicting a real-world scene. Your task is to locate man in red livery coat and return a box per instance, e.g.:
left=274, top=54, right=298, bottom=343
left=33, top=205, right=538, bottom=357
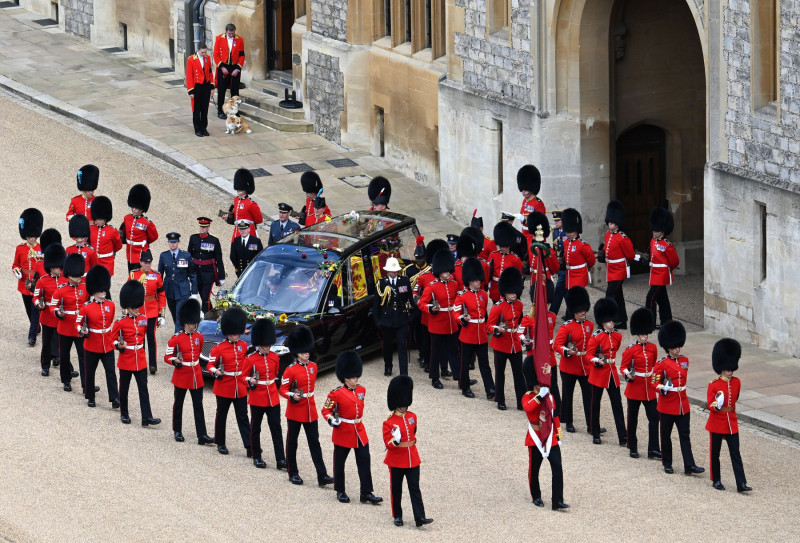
left=597, top=201, right=635, bottom=329
left=279, top=325, right=334, bottom=486
left=560, top=208, right=595, bottom=295
left=652, top=320, right=703, bottom=475
left=222, top=169, right=263, bottom=241
left=516, top=165, right=546, bottom=257
left=455, top=258, right=494, bottom=400
left=412, top=239, right=448, bottom=373
left=487, top=267, right=525, bottom=411
left=298, top=171, right=330, bottom=226
left=383, top=376, right=433, bottom=527
left=213, top=24, right=245, bottom=119
left=488, top=221, right=524, bottom=303
left=207, top=307, right=252, bottom=456
left=113, top=280, right=160, bottom=426
left=34, top=244, right=66, bottom=376
left=620, top=308, right=661, bottom=459
left=76, top=265, right=120, bottom=408
left=14, top=208, right=43, bottom=346
left=186, top=43, right=214, bottom=137
left=322, top=351, right=383, bottom=505
left=522, top=356, right=568, bottom=510
left=88, top=196, right=122, bottom=276
left=553, top=286, right=594, bottom=433
left=241, top=318, right=287, bottom=470
left=585, top=298, right=626, bottom=445
left=164, top=299, right=214, bottom=445
left=119, top=184, right=159, bottom=272
left=706, top=338, right=751, bottom=492
left=644, top=207, right=680, bottom=327
left=130, top=250, right=166, bottom=375
left=51, top=253, right=87, bottom=391
left=66, top=214, right=98, bottom=274
left=66, top=164, right=98, bottom=223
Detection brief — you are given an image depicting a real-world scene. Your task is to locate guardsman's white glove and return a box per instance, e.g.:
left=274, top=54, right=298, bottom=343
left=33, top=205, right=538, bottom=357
left=715, top=391, right=724, bottom=410
left=13, top=269, right=22, bottom=279
left=157, top=316, right=166, bottom=327
left=328, top=417, right=340, bottom=427
left=391, top=425, right=401, bottom=445
left=538, top=386, right=550, bottom=399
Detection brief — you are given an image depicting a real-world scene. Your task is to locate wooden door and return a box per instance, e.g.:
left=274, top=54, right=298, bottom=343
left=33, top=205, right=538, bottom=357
left=265, top=0, right=295, bottom=72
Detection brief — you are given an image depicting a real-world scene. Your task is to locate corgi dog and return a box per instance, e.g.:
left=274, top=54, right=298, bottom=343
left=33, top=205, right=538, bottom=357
left=225, top=114, right=252, bottom=134
left=222, top=95, right=243, bottom=116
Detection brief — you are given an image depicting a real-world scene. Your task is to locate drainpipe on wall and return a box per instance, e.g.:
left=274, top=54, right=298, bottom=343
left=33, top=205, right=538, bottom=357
left=183, top=0, right=207, bottom=57
left=193, top=0, right=208, bottom=51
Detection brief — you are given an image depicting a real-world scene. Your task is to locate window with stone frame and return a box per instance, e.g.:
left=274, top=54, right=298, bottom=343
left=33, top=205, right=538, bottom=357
left=388, top=0, right=445, bottom=58
left=488, top=0, right=510, bottom=41
left=751, top=0, right=779, bottom=112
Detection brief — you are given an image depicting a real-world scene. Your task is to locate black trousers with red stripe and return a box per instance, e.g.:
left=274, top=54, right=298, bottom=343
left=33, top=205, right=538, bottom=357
left=389, top=466, right=426, bottom=520
left=214, top=396, right=251, bottom=449
left=460, top=342, right=494, bottom=393
left=528, top=445, right=563, bottom=503
left=58, top=334, right=84, bottom=386
left=710, top=432, right=747, bottom=485
left=285, top=419, right=327, bottom=480
left=145, top=317, right=158, bottom=370
left=559, top=371, right=591, bottom=429
left=173, top=386, right=207, bottom=438
left=250, top=404, right=285, bottom=463
left=40, top=324, right=57, bottom=370
left=627, top=398, right=660, bottom=454
left=660, top=412, right=697, bottom=470
left=605, top=279, right=628, bottom=325
left=119, top=368, right=153, bottom=420
left=494, top=351, right=525, bottom=408
left=428, top=332, right=459, bottom=381
left=646, top=284, right=672, bottom=325
left=333, top=442, right=374, bottom=495
left=590, top=382, right=627, bottom=441
left=84, top=350, right=119, bottom=403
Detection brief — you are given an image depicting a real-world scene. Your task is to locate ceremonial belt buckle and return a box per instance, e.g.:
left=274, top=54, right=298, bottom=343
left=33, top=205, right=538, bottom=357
left=124, top=344, right=144, bottom=350
left=301, top=392, right=314, bottom=398
left=62, top=310, right=77, bottom=315
left=182, top=361, right=200, bottom=367
left=256, top=379, right=276, bottom=386
left=576, top=351, right=586, bottom=356
left=467, top=318, right=485, bottom=324
left=223, top=371, right=242, bottom=376
left=88, top=326, right=113, bottom=333
left=129, top=240, right=146, bottom=246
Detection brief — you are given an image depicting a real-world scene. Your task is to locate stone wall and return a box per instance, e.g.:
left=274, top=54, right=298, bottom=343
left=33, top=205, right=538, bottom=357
left=306, top=49, right=344, bottom=144
left=62, top=0, right=94, bottom=39
left=310, top=0, right=347, bottom=41
left=177, top=5, right=186, bottom=58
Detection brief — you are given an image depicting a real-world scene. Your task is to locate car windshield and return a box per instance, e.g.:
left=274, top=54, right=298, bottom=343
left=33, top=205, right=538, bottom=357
left=229, top=245, right=340, bottom=314
left=277, top=211, right=405, bottom=252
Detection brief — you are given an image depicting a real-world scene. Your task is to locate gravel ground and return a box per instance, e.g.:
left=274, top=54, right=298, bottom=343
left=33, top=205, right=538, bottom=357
left=1, top=92, right=798, bottom=542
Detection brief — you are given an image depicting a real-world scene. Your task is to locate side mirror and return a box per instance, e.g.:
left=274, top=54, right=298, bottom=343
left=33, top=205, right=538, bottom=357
left=327, top=306, right=341, bottom=314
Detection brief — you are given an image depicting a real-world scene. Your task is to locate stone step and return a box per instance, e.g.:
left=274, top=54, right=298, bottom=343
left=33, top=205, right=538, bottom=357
left=238, top=86, right=306, bottom=120
left=248, top=77, right=294, bottom=98
left=236, top=102, right=313, bottom=133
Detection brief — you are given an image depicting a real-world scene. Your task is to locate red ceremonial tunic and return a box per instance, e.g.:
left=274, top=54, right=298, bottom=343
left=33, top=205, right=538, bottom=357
left=706, top=376, right=740, bottom=434
left=112, top=313, right=148, bottom=371
left=553, top=319, right=595, bottom=376
left=418, top=279, right=461, bottom=335
left=620, top=340, right=659, bottom=401
left=77, top=299, right=116, bottom=353
left=563, top=237, right=595, bottom=289
left=279, top=360, right=320, bottom=423
left=528, top=246, right=560, bottom=281
left=66, top=194, right=94, bottom=223
left=519, top=196, right=547, bottom=241
left=487, top=250, right=523, bottom=301
left=413, top=270, right=435, bottom=326
left=207, top=339, right=249, bottom=398
left=603, top=231, right=635, bottom=281
left=241, top=350, right=281, bottom=407
left=186, top=53, right=214, bottom=111
left=649, top=237, right=679, bottom=286
left=523, top=391, right=560, bottom=448
left=121, top=214, right=159, bottom=265
left=520, top=311, right=558, bottom=368
left=455, top=288, right=489, bottom=344
left=89, top=224, right=122, bottom=276
left=34, top=273, right=66, bottom=328
left=303, top=197, right=332, bottom=227
left=652, top=355, right=691, bottom=415
left=12, top=242, right=42, bottom=295
left=585, top=329, right=623, bottom=388
left=164, top=331, right=204, bottom=389
left=213, top=33, right=246, bottom=68
left=478, top=236, right=497, bottom=261
left=50, top=280, right=87, bottom=337
left=66, top=244, right=97, bottom=275
left=487, top=298, right=524, bottom=354
left=383, top=411, right=421, bottom=468
left=229, top=195, right=263, bottom=241
left=307, top=214, right=332, bottom=226
left=321, top=384, right=369, bottom=448
left=129, top=269, right=166, bottom=319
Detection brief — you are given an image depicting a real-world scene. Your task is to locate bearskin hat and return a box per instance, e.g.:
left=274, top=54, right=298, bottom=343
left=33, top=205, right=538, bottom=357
left=605, top=200, right=626, bottom=228
left=90, top=196, right=113, bottom=222
left=287, top=325, right=314, bottom=354
left=335, top=350, right=363, bottom=383
left=119, top=279, right=145, bottom=310
left=233, top=168, right=256, bottom=195
left=43, top=243, right=66, bottom=273
left=470, top=209, right=483, bottom=228
left=220, top=307, right=247, bottom=336
left=368, top=176, right=392, bottom=206
left=457, top=229, right=480, bottom=258
left=68, top=214, right=91, bottom=239
left=387, top=375, right=414, bottom=411
left=522, top=355, right=539, bottom=391
left=39, top=228, right=62, bottom=251
left=526, top=211, right=550, bottom=240
left=561, top=208, right=582, bottom=234
left=63, top=253, right=85, bottom=278
left=629, top=308, right=655, bottom=336
left=593, top=298, right=619, bottom=326
left=179, top=298, right=202, bottom=326
left=462, top=257, right=486, bottom=284
left=77, top=164, right=99, bottom=192
left=712, top=338, right=741, bottom=374
left=250, top=318, right=277, bottom=347
left=649, top=207, right=674, bottom=235
left=424, top=239, right=448, bottom=265
left=127, top=184, right=151, bottom=213
left=493, top=220, right=518, bottom=248
left=300, top=171, right=323, bottom=193
left=498, top=267, right=523, bottom=297
left=431, top=249, right=455, bottom=276
left=462, top=226, right=484, bottom=253
left=18, top=208, right=43, bottom=239
left=516, top=164, right=541, bottom=194
left=565, top=286, right=590, bottom=315
left=85, top=265, right=111, bottom=295
left=658, top=320, right=686, bottom=351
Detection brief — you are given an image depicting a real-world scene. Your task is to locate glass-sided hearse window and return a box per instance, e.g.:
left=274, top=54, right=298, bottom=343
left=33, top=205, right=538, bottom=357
left=366, top=224, right=421, bottom=282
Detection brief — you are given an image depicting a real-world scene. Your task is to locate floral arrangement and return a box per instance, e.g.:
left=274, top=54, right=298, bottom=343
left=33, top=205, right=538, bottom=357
left=343, top=210, right=360, bottom=223
left=215, top=293, right=289, bottom=324
left=317, top=259, right=342, bottom=278
left=376, top=235, right=403, bottom=254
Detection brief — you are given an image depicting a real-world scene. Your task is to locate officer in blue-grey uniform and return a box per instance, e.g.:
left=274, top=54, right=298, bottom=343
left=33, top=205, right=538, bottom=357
left=158, top=232, right=200, bottom=332
left=268, top=203, right=301, bottom=245
left=446, top=234, right=459, bottom=262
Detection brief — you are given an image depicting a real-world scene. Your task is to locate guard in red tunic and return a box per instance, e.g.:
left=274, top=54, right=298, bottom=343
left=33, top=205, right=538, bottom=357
left=585, top=298, right=627, bottom=445
left=516, top=165, right=546, bottom=258
left=620, top=308, right=660, bottom=459
left=321, top=351, right=383, bottom=505
left=113, top=280, right=160, bottom=426
left=644, top=207, right=680, bottom=327
left=487, top=267, right=525, bottom=411
left=119, top=184, right=159, bottom=273
left=560, top=208, right=595, bottom=294
left=130, top=250, right=166, bottom=374
left=13, top=208, right=43, bottom=346
left=553, top=286, right=594, bottom=433
left=368, top=176, right=392, bottom=212
left=384, top=375, right=433, bottom=527
left=652, top=320, right=703, bottom=475
left=77, top=265, right=120, bottom=408
left=221, top=169, right=263, bottom=241
left=185, top=43, right=214, bottom=137
left=412, top=239, right=448, bottom=373
left=207, top=307, right=252, bottom=456
left=241, top=318, right=287, bottom=470
left=66, top=164, right=98, bottom=223
left=88, top=196, right=122, bottom=277
left=66, top=214, right=98, bottom=274
left=34, top=229, right=63, bottom=366
left=51, top=253, right=87, bottom=391
left=307, top=196, right=333, bottom=225
left=488, top=221, right=524, bottom=303
left=298, top=171, right=330, bottom=226
left=455, top=258, right=494, bottom=400
left=520, top=280, right=560, bottom=413
left=419, top=249, right=461, bottom=389
left=164, top=299, right=214, bottom=445
left=34, top=243, right=66, bottom=376
left=279, top=325, right=334, bottom=486
left=596, top=201, right=635, bottom=329
left=213, top=24, right=245, bottom=119
left=707, top=338, right=751, bottom=492
left=522, top=355, right=568, bottom=510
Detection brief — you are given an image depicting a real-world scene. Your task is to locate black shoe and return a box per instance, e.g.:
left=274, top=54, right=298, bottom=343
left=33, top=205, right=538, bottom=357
left=431, top=379, right=443, bottom=389
left=384, top=369, right=392, bottom=376
left=552, top=502, right=570, bottom=511
left=664, top=466, right=674, bottom=474
left=619, top=438, right=628, bottom=447
left=27, top=338, right=36, bottom=347
left=195, top=131, right=204, bottom=137
left=442, top=370, right=452, bottom=378
left=532, top=498, right=544, bottom=507
left=120, top=415, right=131, bottom=424
left=684, top=466, right=705, bottom=475
left=593, top=437, right=602, bottom=445
left=289, top=474, right=304, bottom=485
left=394, top=517, right=404, bottom=527
left=202, top=130, right=210, bottom=136
left=737, top=483, right=752, bottom=492
left=87, top=400, right=96, bottom=408
left=648, top=450, right=662, bottom=459
left=713, top=481, right=725, bottom=491
left=487, top=388, right=495, bottom=400
left=629, top=451, right=639, bottom=458
left=318, top=475, right=334, bottom=486
left=52, top=358, right=60, bottom=367
left=63, top=383, right=72, bottom=392
left=71, top=370, right=79, bottom=378
left=142, top=417, right=161, bottom=427
left=276, top=459, right=288, bottom=470
left=150, top=366, right=157, bottom=375
left=337, top=492, right=350, bottom=503
left=415, top=517, right=434, bottom=527
left=217, top=445, right=229, bottom=455
left=174, top=432, right=185, bottom=442
left=468, top=379, right=478, bottom=386
left=497, top=403, right=507, bottom=411
left=198, top=435, right=214, bottom=445
left=93, top=386, right=100, bottom=392
left=254, top=458, right=267, bottom=469
left=218, top=112, right=227, bottom=119
left=111, top=400, right=120, bottom=409
left=566, top=424, right=575, bottom=433
left=462, top=388, right=475, bottom=398
left=41, top=369, right=49, bottom=377
left=360, top=493, right=383, bottom=504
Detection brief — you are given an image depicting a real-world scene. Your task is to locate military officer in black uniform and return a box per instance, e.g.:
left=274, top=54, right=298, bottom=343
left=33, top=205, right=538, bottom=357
left=158, top=232, right=200, bottom=333
left=374, top=257, right=413, bottom=376
left=230, top=220, right=264, bottom=276
left=187, top=217, right=226, bottom=313
left=268, top=203, right=301, bottom=245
